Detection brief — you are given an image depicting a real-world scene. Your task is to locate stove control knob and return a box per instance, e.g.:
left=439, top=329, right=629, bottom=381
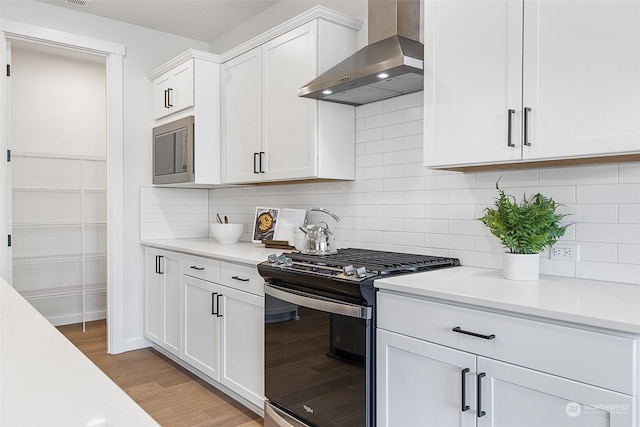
left=355, top=266, right=368, bottom=278
left=267, top=254, right=277, bottom=264
left=277, top=254, right=287, bottom=265
left=343, top=265, right=355, bottom=276
left=285, top=257, right=293, bottom=267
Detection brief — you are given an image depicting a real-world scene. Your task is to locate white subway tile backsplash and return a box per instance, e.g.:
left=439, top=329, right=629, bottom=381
left=620, top=163, right=640, bottom=183
left=618, top=244, right=640, bottom=264
left=139, top=93, right=640, bottom=285
left=539, top=165, right=618, bottom=186
left=619, top=204, right=640, bottom=223
left=577, top=183, right=640, bottom=204
left=577, top=223, right=640, bottom=244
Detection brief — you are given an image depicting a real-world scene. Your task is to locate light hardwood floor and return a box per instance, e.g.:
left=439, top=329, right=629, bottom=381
left=58, top=320, right=263, bottom=427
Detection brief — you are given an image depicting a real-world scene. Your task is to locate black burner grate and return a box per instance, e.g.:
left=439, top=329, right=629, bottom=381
left=288, top=248, right=460, bottom=275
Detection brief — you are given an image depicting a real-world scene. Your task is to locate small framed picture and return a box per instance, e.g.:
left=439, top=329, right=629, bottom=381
left=252, top=207, right=280, bottom=243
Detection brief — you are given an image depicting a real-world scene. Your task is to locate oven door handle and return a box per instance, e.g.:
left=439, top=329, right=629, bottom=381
left=265, top=284, right=372, bottom=320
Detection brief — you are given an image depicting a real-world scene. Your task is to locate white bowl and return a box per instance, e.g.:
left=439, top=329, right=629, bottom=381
left=210, top=223, right=245, bottom=244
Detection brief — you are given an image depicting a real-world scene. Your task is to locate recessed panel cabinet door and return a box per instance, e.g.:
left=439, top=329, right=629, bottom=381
left=424, top=0, right=523, bottom=167
left=522, top=0, right=640, bottom=160
left=477, top=357, right=634, bottom=427
left=377, top=329, right=477, bottom=427
left=183, top=275, right=221, bottom=381
left=262, top=21, right=318, bottom=181
left=220, top=286, right=264, bottom=408
left=222, top=47, right=263, bottom=183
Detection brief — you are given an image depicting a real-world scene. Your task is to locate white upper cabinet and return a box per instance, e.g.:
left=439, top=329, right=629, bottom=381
left=153, top=59, right=194, bottom=120
left=424, top=0, right=640, bottom=169
left=221, top=47, right=262, bottom=183
left=221, top=11, right=360, bottom=184
left=148, top=50, right=222, bottom=185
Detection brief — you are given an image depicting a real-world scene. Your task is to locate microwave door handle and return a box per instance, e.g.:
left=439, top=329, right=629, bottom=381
left=264, top=284, right=371, bottom=319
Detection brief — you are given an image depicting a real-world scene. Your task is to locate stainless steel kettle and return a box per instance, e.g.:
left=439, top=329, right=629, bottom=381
left=299, top=208, right=340, bottom=255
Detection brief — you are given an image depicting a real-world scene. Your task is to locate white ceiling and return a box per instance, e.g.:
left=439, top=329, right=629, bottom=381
left=38, top=0, right=281, bottom=43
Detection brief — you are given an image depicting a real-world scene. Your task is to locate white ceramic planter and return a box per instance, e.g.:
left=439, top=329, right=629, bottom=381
left=502, top=253, right=540, bottom=281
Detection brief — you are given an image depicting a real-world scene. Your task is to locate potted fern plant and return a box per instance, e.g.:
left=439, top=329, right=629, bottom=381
left=479, top=182, right=570, bottom=280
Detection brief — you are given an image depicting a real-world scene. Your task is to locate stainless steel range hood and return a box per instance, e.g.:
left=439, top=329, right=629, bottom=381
left=299, top=0, right=423, bottom=106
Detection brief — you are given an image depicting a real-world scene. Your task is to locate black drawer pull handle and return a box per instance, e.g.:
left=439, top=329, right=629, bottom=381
left=253, top=152, right=260, bottom=174
left=216, top=294, right=223, bottom=317
left=507, top=109, right=515, bottom=147
left=524, top=106, right=532, bottom=146
left=190, top=266, right=205, bottom=271
left=461, top=368, right=470, bottom=412
left=211, top=292, right=218, bottom=315
left=477, top=372, right=486, bottom=417
left=232, top=275, right=249, bottom=282
left=452, top=326, right=495, bottom=340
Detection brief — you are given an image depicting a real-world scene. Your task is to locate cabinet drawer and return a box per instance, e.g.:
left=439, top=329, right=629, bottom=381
left=377, top=292, right=636, bottom=395
left=220, top=262, right=264, bottom=296
left=182, top=254, right=220, bottom=283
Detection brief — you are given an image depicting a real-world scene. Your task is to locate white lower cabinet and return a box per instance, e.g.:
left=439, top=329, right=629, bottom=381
left=182, top=275, right=221, bottom=380
left=219, top=285, right=264, bottom=408
left=144, top=247, right=265, bottom=411
left=376, top=292, right=636, bottom=427
left=144, top=247, right=182, bottom=358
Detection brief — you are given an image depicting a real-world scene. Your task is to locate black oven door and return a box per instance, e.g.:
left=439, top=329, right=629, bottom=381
left=264, top=284, right=372, bottom=427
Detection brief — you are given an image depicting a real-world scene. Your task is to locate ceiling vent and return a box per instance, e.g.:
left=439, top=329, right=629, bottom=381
left=57, top=0, right=90, bottom=7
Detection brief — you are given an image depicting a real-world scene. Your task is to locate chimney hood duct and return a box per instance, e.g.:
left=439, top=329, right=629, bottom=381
left=299, top=0, right=423, bottom=106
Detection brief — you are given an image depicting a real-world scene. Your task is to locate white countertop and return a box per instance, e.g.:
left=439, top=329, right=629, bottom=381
left=141, top=238, right=288, bottom=265
left=375, top=266, right=640, bottom=335
left=0, top=278, right=159, bottom=427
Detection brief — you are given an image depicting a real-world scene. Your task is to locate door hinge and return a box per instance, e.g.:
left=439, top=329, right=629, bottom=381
left=7, top=235, right=11, bottom=247
left=6, top=149, right=10, bottom=162
left=6, top=64, right=9, bottom=77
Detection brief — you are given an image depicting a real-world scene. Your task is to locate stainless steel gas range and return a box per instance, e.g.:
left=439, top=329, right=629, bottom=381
left=258, top=248, right=460, bottom=427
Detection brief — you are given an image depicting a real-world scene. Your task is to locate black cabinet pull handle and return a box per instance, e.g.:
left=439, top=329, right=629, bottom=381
left=524, top=107, right=531, bottom=146
left=190, top=266, right=205, bottom=271
left=216, top=294, right=223, bottom=317
left=461, top=368, right=470, bottom=412
left=253, top=152, right=260, bottom=174
left=167, top=88, right=173, bottom=107
left=211, top=292, right=218, bottom=315
left=157, top=255, right=164, bottom=275
left=452, top=326, right=495, bottom=340
left=259, top=151, right=265, bottom=173
left=477, top=372, right=486, bottom=417
left=164, top=89, right=169, bottom=109
left=155, top=255, right=159, bottom=274
left=507, top=109, right=515, bottom=147
left=232, top=275, right=249, bottom=282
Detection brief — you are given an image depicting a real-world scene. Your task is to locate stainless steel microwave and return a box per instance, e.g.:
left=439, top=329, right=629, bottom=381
left=153, top=115, right=194, bottom=185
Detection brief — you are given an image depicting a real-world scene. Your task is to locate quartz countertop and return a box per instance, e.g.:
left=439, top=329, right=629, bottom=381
left=140, top=238, right=288, bottom=265
left=0, top=278, right=159, bottom=427
left=375, top=266, right=640, bottom=335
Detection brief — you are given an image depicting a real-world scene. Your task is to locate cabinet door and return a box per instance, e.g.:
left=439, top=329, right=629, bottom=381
left=144, top=248, right=182, bottom=357
left=423, top=0, right=523, bottom=167
left=522, top=0, right=640, bottom=160
left=477, top=357, right=634, bottom=427
left=263, top=21, right=318, bottom=181
left=144, top=250, right=163, bottom=345
left=183, top=275, right=221, bottom=381
left=169, top=60, right=194, bottom=116
left=152, top=60, right=194, bottom=120
left=153, top=71, right=172, bottom=120
left=219, top=285, right=265, bottom=408
left=221, top=47, right=263, bottom=184
left=377, top=329, right=477, bottom=427
left=161, top=252, right=182, bottom=357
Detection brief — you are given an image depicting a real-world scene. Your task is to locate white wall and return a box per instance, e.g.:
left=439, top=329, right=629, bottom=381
left=0, top=0, right=210, bottom=351
left=209, top=0, right=368, bottom=54
left=207, top=92, right=640, bottom=285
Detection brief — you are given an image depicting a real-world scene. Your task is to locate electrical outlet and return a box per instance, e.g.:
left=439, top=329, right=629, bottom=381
left=550, top=243, right=580, bottom=261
